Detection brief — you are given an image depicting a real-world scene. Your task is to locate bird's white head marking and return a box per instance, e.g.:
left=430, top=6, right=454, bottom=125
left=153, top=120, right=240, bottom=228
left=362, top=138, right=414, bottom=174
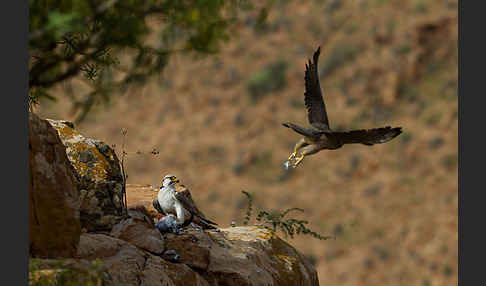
left=162, top=174, right=180, bottom=188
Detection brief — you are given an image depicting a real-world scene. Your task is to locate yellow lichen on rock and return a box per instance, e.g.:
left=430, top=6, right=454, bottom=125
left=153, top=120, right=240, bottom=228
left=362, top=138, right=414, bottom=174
left=29, top=258, right=108, bottom=286
left=29, top=269, right=63, bottom=284
left=46, top=119, right=110, bottom=182
left=43, top=118, right=124, bottom=232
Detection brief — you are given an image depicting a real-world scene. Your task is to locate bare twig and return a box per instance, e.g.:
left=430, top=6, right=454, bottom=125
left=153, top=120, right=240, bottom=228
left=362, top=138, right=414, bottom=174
left=111, top=129, right=160, bottom=216
left=120, top=128, right=128, bottom=215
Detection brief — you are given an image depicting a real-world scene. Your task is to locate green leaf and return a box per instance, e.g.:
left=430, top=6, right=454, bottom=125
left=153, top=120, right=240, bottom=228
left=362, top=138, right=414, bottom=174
left=46, top=11, right=77, bottom=40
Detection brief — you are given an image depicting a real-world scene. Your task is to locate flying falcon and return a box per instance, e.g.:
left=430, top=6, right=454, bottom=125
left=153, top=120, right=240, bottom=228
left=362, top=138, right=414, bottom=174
left=282, top=46, right=402, bottom=168
left=153, top=174, right=218, bottom=231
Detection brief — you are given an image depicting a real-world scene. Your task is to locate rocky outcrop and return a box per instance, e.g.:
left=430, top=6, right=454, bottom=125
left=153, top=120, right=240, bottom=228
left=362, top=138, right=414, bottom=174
left=29, top=113, right=81, bottom=258
left=110, top=209, right=166, bottom=255
left=74, top=231, right=209, bottom=286
left=31, top=223, right=318, bottom=285
left=77, top=220, right=318, bottom=286
left=77, top=233, right=149, bottom=285
left=29, top=113, right=319, bottom=285
left=46, top=119, right=125, bottom=231
left=164, top=226, right=319, bottom=286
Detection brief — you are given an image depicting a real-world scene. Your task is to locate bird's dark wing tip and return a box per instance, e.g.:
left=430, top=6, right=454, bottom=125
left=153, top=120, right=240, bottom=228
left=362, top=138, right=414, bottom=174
left=381, top=126, right=403, bottom=142
left=391, top=126, right=403, bottom=135
left=313, top=46, right=321, bottom=62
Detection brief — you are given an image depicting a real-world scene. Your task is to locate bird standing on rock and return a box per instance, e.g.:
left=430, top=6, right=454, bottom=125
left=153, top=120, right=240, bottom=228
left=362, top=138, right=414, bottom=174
left=282, top=46, right=403, bottom=168
left=153, top=174, right=218, bottom=233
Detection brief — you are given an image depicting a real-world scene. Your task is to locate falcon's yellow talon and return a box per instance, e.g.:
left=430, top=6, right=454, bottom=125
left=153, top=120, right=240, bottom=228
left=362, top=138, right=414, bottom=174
left=288, top=152, right=297, bottom=161
left=293, top=155, right=305, bottom=167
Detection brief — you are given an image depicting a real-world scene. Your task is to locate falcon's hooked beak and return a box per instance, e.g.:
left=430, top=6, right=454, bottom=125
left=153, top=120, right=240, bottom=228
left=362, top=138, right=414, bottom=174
left=170, top=176, right=180, bottom=184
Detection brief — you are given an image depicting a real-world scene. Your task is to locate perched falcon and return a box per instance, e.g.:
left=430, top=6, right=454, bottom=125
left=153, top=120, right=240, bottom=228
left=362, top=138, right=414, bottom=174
left=153, top=174, right=218, bottom=230
left=282, top=46, right=402, bottom=168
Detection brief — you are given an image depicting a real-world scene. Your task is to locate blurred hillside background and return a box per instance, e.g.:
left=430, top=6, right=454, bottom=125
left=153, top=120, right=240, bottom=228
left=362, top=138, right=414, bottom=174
left=33, top=0, right=458, bottom=285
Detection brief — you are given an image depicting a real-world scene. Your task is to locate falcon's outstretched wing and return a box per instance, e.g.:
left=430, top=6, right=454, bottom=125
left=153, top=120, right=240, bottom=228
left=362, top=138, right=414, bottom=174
left=175, top=188, right=218, bottom=228
left=332, top=126, right=402, bottom=146
left=304, top=46, right=330, bottom=131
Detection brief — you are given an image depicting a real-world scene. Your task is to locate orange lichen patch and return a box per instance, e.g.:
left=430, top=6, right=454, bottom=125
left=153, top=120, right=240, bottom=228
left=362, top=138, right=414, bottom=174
left=46, top=119, right=110, bottom=181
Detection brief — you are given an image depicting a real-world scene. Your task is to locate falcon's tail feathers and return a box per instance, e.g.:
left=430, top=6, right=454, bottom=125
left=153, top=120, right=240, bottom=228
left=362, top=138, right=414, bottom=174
left=197, top=215, right=218, bottom=226
left=195, top=215, right=218, bottom=229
